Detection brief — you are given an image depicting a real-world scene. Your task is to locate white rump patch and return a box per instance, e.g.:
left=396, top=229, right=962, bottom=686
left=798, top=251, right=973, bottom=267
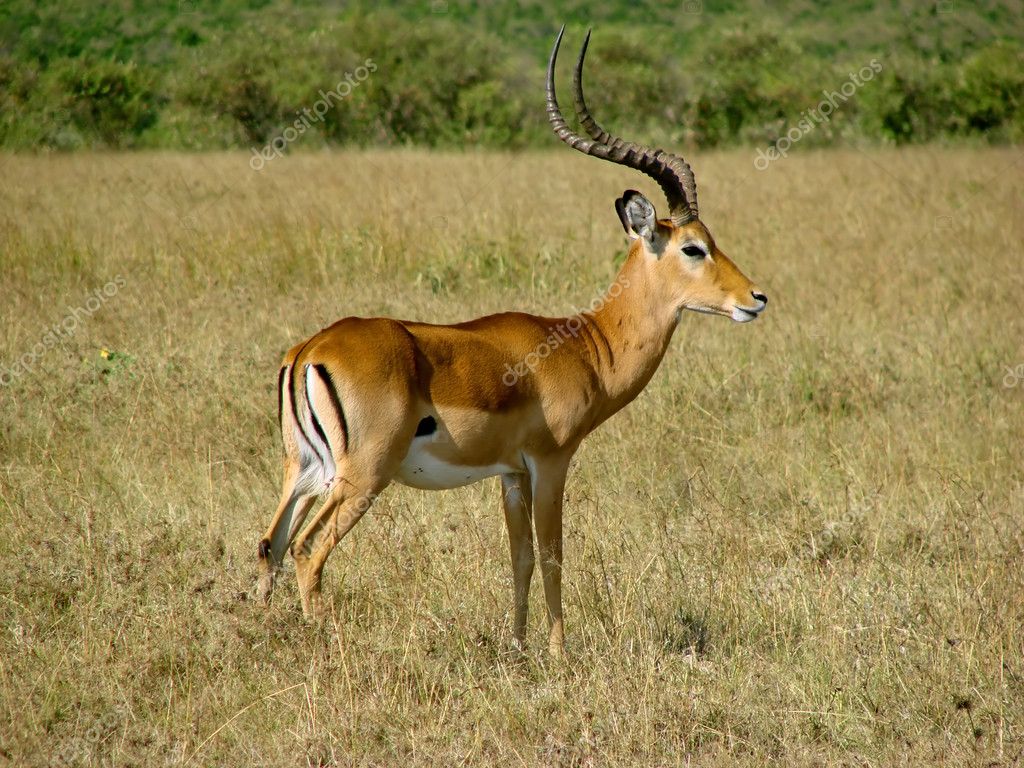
left=292, top=364, right=338, bottom=494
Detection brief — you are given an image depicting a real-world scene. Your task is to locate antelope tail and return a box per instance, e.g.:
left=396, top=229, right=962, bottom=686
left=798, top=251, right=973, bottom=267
left=279, top=359, right=349, bottom=495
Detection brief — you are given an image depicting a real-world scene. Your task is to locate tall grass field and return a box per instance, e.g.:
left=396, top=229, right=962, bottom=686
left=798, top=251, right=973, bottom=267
left=1, top=147, right=1022, bottom=765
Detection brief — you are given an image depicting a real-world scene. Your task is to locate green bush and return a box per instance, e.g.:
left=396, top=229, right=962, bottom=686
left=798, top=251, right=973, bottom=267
left=956, top=41, right=1024, bottom=140
left=0, top=1, right=1021, bottom=151
left=0, top=56, right=158, bottom=149
left=58, top=58, right=159, bottom=147
left=183, top=56, right=282, bottom=145
left=857, top=59, right=953, bottom=144
left=690, top=27, right=817, bottom=147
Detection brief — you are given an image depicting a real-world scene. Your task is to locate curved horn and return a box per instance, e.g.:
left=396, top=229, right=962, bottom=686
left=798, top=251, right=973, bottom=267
left=571, top=29, right=623, bottom=150
left=547, top=26, right=698, bottom=225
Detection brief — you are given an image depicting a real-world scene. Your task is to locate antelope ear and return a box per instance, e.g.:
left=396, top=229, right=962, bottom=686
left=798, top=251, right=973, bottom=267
left=615, top=190, right=656, bottom=241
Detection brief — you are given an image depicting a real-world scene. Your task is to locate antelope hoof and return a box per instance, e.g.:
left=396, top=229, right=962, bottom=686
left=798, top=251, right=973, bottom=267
left=297, top=571, right=327, bottom=620
left=301, top=591, right=328, bottom=622
left=255, top=572, right=275, bottom=605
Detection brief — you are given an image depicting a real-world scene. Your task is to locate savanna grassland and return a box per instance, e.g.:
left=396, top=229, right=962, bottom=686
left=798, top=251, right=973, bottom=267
left=1, top=147, right=1022, bottom=766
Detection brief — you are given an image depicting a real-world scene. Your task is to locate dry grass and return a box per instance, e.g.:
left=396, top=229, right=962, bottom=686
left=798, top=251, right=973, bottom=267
left=0, top=146, right=1022, bottom=766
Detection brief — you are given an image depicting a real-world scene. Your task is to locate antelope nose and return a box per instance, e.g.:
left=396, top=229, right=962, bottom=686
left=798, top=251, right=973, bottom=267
left=751, top=291, right=768, bottom=306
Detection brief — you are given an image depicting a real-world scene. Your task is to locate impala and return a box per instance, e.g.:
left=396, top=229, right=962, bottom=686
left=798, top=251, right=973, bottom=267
left=256, top=27, right=768, bottom=656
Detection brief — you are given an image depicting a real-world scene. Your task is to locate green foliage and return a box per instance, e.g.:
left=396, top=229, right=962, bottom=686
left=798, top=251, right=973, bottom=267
left=858, top=58, right=953, bottom=144
left=0, top=55, right=158, bottom=148
left=183, top=54, right=282, bottom=144
left=689, top=27, right=819, bottom=147
left=58, top=58, right=159, bottom=147
left=0, top=0, right=1022, bottom=150
left=957, top=41, right=1024, bottom=140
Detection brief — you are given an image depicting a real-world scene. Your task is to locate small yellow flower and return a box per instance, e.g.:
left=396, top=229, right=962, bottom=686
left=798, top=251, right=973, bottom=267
left=99, top=348, right=111, bottom=359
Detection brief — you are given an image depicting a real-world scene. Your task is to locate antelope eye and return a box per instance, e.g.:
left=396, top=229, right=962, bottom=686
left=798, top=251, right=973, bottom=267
left=682, top=245, right=706, bottom=258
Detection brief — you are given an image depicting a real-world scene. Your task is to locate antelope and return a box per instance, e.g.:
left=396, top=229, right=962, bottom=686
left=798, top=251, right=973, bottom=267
left=255, top=27, right=768, bottom=656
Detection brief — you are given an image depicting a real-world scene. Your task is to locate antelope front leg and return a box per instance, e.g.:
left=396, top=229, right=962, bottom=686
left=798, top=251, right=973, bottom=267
left=500, top=472, right=534, bottom=651
left=531, top=456, right=571, bottom=658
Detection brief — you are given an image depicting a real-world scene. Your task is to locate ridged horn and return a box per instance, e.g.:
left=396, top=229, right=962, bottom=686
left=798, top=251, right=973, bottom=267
left=546, top=26, right=699, bottom=225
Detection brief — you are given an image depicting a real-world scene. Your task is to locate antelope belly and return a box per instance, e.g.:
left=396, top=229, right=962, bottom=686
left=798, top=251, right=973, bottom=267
left=395, top=440, right=515, bottom=490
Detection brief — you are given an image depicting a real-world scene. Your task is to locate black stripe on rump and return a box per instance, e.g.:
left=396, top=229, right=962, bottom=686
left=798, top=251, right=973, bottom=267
left=290, top=340, right=317, bottom=451
left=306, top=379, right=332, bottom=456
left=276, top=365, right=288, bottom=435
left=312, top=363, right=349, bottom=453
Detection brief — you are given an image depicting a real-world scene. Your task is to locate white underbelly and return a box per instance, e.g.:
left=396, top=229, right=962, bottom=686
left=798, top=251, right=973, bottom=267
left=395, top=439, right=517, bottom=490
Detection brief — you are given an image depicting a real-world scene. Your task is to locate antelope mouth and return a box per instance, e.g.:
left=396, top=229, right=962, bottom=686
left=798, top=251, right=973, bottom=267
left=731, top=306, right=762, bottom=323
